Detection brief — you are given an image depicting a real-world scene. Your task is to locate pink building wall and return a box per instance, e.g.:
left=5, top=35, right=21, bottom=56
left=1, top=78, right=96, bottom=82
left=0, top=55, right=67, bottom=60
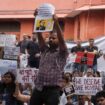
left=20, top=19, right=34, bottom=40
left=65, top=10, right=105, bottom=41
left=0, top=0, right=105, bottom=41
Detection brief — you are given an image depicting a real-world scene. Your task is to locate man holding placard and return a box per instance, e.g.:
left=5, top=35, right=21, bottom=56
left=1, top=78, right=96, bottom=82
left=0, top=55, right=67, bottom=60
left=29, top=5, right=68, bottom=105
left=85, top=38, right=100, bottom=73
left=71, top=40, right=85, bottom=72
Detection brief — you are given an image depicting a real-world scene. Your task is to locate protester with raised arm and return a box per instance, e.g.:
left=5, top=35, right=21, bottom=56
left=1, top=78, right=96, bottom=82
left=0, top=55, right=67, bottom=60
left=29, top=11, right=68, bottom=105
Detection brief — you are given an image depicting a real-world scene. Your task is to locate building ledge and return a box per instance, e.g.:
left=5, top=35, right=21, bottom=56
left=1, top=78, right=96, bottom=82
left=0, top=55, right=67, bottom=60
left=67, top=4, right=105, bottom=17
left=0, top=14, right=67, bottom=19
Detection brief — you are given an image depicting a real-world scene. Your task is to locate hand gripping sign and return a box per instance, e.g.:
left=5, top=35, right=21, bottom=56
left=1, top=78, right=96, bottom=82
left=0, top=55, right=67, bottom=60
left=34, top=3, right=55, bottom=32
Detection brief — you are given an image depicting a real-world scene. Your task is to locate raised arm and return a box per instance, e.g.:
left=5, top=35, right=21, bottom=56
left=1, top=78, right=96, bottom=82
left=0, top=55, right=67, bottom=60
left=36, top=32, right=46, bottom=50
left=53, top=15, right=67, bottom=52
left=34, top=9, right=46, bottom=50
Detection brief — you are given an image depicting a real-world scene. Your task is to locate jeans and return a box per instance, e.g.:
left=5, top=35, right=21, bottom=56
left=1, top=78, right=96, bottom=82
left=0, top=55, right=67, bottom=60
left=29, top=86, right=60, bottom=105
left=88, top=64, right=97, bottom=73
left=73, top=63, right=87, bottom=72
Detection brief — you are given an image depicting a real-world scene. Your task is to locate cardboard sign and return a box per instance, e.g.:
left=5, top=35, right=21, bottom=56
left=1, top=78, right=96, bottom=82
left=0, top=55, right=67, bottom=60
left=34, top=16, right=54, bottom=32
left=17, top=68, right=39, bottom=84
left=3, top=47, right=20, bottom=60
left=74, top=77, right=102, bottom=95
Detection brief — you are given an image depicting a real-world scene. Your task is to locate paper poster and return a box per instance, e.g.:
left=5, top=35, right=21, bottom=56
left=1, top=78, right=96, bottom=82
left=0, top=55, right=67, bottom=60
left=34, top=16, right=54, bottom=32
left=0, top=59, right=17, bottom=69
left=5, top=35, right=16, bottom=46
left=19, top=54, right=28, bottom=68
left=66, top=53, right=77, bottom=63
left=17, top=68, right=39, bottom=84
left=64, top=62, right=74, bottom=73
left=0, top=34, right=16, bottom=47
left=3, top=47, right=20, bottom=60
left=0, top=59, right=17, bottom=75
left=34, top=3, right=55, bottom=32
left=74, top=77, right=102, bottom=95
left=0, top=67, right=16, bottom=76
left=0, top=35, right=5, bottom=46
left=64, top=53, right=77, bottom=73
left=38, top=3, right=55, bottom=16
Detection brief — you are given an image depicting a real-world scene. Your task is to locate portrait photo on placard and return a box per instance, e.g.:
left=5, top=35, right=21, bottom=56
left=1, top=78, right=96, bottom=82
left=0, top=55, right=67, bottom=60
left=34, top=16, right=54, bottom=32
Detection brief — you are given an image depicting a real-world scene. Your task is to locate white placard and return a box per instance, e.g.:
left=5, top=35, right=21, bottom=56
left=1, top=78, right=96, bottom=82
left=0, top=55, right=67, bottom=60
left=0, top=67, right=16, bottom=76
left=0, top=34, right=16, bottom=47
left=17, top=68, right=39, bottom=84
left=66, top=53, right=77, bottom=63
left=34, top=16, right=54, bottom=32
left=38, top=3, right=55, bottom=16
left=64, top=53, right=77, bottom=73
left=19, top=54, right=28, bottom=68
left=0, top=59, right=17, bottom=69
left=5, top=35, right=16, bottom=46
left=74, top=77, right=102, bottom=95
left=0, top=35, right=5, bottom=46
left=4, top=47, right=20, bottom=55
left=4, top=47, right=20, bottom=60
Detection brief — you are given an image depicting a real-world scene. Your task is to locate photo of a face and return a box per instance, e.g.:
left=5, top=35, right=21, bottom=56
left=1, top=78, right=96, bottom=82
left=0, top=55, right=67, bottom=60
left=36, top=20, right=46, bottom=30
left=34, top=16, right=54, bottom=32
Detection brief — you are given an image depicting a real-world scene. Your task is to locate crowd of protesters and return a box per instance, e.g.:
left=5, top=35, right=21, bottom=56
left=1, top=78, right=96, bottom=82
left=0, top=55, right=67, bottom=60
left=15, top=33, right=40, bottom=69
left=0, top=70, right=105, bottom=105
left=0, top=13, right=105, bottom=105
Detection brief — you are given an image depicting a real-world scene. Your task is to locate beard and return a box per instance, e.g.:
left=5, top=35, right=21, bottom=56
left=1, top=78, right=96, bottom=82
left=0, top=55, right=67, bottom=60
left=49, top=41, right=58, bottom=49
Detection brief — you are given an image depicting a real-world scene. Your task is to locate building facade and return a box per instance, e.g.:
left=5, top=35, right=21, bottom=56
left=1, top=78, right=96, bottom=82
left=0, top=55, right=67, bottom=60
left=0, top=0, right=105, bottom=41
